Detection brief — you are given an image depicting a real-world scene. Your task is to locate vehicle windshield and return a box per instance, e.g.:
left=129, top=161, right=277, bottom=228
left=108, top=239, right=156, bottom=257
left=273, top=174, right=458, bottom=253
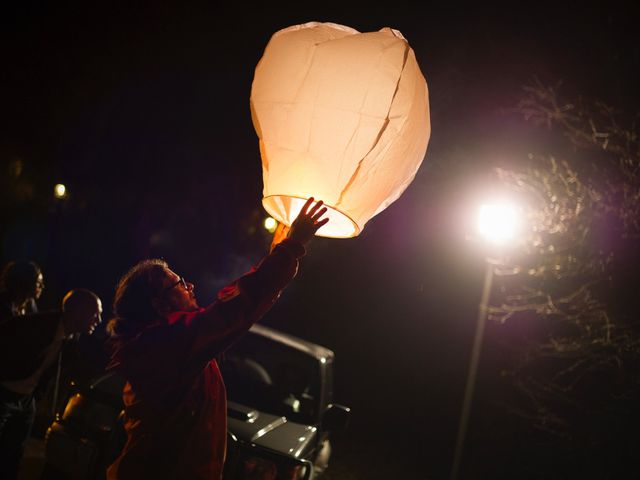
left=221, top=331, right=322, bottom=425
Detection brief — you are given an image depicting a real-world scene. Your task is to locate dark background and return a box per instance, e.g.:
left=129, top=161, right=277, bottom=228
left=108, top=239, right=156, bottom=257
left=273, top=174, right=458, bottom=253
left=2, top=2, right=639, bottom=478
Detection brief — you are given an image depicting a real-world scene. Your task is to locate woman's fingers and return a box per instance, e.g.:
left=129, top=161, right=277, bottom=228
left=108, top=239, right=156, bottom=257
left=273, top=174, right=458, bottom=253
left=307, top=199, right=324, bottom=217
left=295, top=198, right=328, bottom=233
left=312, top=207, right=328, bottom=223
left=300, top=197, right=315, bottom=216
left=316, top=217, right=329, bottom=228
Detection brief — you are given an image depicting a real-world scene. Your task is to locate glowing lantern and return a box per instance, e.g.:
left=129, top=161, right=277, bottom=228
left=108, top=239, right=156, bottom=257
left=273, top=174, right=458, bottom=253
left=251, top=22, right=430, bottom=238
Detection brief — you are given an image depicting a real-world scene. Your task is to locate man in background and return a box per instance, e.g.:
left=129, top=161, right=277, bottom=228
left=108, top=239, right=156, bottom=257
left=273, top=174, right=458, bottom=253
left=0, top=288, right=103, bottom=480
left=0, top=260, right=45, bottom=316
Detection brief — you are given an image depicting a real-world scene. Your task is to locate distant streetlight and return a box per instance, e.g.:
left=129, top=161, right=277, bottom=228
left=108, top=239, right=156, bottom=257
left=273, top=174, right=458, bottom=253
left=451, top=201, right=521, bottom=480
left=477, top=203, right=519, bottom=246
left=263, top=216, right=278, bottom=234
left=54, top=184, right=67, bottom=199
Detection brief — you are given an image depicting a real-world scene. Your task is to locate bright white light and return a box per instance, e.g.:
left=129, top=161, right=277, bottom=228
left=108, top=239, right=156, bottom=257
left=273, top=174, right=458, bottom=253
left=54, top=184, right=67, bottom=199
left=477, top=203, right=520, bottom=245
left=263, top=216, right=278, bottom=233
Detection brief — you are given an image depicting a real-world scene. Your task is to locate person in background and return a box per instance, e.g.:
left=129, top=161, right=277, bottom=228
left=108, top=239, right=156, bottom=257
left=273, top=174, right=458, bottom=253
left=0, top=260, right=45, bottom=316
left=54, top=291, right=112, bottom=413
left=106, top=198, right=328, bottom=480
left=0, top=288, right=103, bottom=480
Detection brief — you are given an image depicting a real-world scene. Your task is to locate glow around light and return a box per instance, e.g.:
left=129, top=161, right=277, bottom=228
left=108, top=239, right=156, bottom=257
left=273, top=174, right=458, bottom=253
left=477, top=202, right=520, bottom=245
left=54, top=183, right=67, bottom=199
left=263, top=216, right=278, bottom=233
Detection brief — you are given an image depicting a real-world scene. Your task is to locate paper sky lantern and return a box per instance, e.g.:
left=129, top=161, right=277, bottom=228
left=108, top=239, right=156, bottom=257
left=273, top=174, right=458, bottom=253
left=251, top=22, right=430, bottom=238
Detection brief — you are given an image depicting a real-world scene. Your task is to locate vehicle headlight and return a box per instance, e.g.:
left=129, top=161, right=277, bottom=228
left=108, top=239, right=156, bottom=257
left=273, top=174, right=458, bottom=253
left=239, top=456, right=308, bottom=480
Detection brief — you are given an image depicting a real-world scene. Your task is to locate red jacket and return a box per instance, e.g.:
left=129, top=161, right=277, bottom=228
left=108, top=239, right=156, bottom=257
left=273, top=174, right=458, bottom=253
left=107, top=240, right=304, bottom=479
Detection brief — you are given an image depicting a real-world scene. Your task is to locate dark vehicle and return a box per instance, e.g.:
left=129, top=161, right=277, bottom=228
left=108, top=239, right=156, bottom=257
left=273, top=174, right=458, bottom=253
left=43, top=324, right=350, bottom=479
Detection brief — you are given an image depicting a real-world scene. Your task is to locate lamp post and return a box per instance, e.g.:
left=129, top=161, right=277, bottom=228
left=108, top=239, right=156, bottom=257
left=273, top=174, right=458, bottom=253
left=450, top=202, right=520, bottom=480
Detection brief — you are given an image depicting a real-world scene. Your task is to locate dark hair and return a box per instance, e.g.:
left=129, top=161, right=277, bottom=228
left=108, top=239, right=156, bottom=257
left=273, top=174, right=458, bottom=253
left=107, top=259, right=169, bottom=339
left=0, top=260, right=42, bottom=302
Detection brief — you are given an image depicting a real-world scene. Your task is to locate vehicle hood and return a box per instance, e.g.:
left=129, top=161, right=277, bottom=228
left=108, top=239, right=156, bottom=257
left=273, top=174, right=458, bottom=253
left=227, top=402, right=317, bottom=458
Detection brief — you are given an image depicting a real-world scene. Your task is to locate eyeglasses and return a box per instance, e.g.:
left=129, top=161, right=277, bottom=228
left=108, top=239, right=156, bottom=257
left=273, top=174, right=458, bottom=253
left=161, top=276, right=189, bottom=295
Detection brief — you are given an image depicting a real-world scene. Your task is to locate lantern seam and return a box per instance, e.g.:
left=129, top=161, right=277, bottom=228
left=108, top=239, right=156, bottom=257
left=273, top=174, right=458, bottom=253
left=335, top=47, right=389, bottom=200
left=335, top=41, right=411, bottom=209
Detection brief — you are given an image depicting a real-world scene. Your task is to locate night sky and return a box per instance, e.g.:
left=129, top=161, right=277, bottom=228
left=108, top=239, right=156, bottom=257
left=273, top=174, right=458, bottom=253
left=3, top=2, right=640, bottom=478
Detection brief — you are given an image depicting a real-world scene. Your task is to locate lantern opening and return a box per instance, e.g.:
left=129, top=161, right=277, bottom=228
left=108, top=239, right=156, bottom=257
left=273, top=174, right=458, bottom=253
left=263, top=195, right=359, bottom=238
